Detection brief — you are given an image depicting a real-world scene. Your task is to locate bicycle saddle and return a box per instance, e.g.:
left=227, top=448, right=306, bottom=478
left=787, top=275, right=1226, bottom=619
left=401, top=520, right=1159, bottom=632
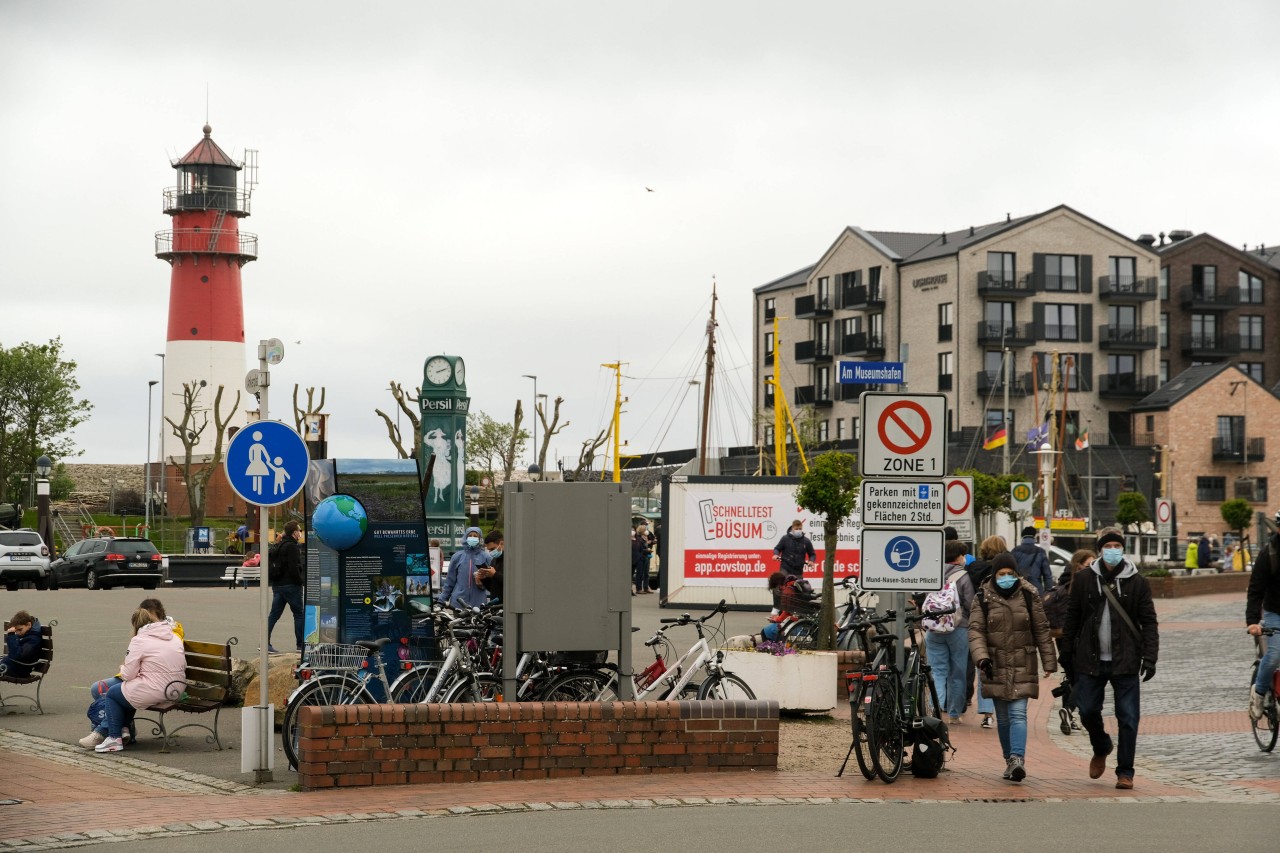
left=355, top=638, right=392, bottom=651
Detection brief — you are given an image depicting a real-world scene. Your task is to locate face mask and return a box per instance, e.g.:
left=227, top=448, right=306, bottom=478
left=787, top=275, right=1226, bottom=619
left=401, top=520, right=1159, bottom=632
left=491, top=549, right=503, bottom=559
left=995, top=574, right=1018, bottom=590
left=1102, top=547, right=1123, bottom=567
left=466, top=536, right=479, bottom=548
left=790, top=530, right=803, bottom=538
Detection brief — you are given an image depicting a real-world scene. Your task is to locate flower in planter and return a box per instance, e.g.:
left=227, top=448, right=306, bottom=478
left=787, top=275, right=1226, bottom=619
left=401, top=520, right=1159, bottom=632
left=754, top=640, right=798, bottom=656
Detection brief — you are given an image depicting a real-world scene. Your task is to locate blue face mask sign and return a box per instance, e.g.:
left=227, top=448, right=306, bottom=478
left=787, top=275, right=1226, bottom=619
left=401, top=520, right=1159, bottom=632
left=995, top=574, right=1018, bottom=590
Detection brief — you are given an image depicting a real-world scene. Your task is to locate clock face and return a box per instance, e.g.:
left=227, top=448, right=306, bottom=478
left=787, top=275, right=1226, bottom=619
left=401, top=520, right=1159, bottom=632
left=453, top=358, right=465, bottom=386
left=425, top=356, right=451, bottom=385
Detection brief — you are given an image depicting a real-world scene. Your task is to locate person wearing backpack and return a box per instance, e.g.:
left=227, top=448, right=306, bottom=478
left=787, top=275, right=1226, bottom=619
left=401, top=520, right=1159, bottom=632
left=1012, top=527, right=1055, bottom=595
left=963, top=535, right=1007, bottom=726
left=266, top=521, right=305, bottom=653
left=924, top=541, right=977, bottom=725
left=1049, top=549, right=1093, bottom=735
left=969, top=552, right=1058, bottom=783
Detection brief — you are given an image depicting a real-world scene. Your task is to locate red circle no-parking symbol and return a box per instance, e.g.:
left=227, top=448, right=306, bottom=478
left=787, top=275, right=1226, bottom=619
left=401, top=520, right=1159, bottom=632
left=1156, top=500, right=1171, bottom=524
left=877, top=400, right=932, bottom=455
left=947, top=479, right=972, bottom=516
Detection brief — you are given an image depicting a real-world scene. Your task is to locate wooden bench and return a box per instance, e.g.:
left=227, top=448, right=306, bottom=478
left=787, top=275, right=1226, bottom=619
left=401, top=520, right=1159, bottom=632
left=136, top=636, right=237, bottom=752
left=220, top=563, right=261, bottom=589
left=0, top=619, right=55, bottom=714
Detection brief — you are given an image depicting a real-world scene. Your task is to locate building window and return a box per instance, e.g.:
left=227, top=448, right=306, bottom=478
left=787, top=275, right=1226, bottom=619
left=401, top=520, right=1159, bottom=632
left=985, top=300, right=1015, bottom=334
left=764, top=297, right=776, bottom=320
left=765, top=331, right=774, bottom=358
left=1240, top=315, right=1263, bottom=350
left=816, top=276, right=830, bottom=310
left=938, top=302, right=953, bottom=342
left=868, top=266, right=882, bottom=300
left=1043, top=255, right=1079, bottom=292
left=987, top=408, right=1014, bottom=438
left=1108, top=353, right=1136, bottom=379
left=764, top=425, right=774, bottom=444
left=764, top=375, right=774, bottom=408
left=1251, top=477, right=1270, bottom=503
left=1160, top=360, right=1169, bottom=384
left=817, top=366, right=831, bottom=401
left=938, top=352, right=953, bottom=391
left=1146, top=415, right=1155, bottom=432
left=1159, top=313, right=1168, bottom=348
left=836, top=418, right=845, bottom=441
left=1093, top=477, right=1111, bottom=501
left=1109, top=256, right=1136, bottom=285
left=1241, top=362, right=1264, bottom=383
left=1038, top=351, right=1085, bottom=390
left=817, top=420, right=829, bottom=442
left=1191, top=313, right=1217, bottom=348
left=1196, top=476, right=1226, bottom=502
left=1239, top=271, right=1264, bottom=304
left=1044, top=304, right=1079, bottom=340
left=1192, top=265, right=1217, bottom=299
left=838, top=270, right=860, bottom=308
left=988, top=252, right=1015, bottom=286
left=1108, top=304, right=1136, bottom=330
left=852, top=417, right=861, bottom=441
left=816, top=321, right=830, bottom=354
left=869, top=313, right=884, bottom=346
left=1159, top=267, right=1169, bottom=301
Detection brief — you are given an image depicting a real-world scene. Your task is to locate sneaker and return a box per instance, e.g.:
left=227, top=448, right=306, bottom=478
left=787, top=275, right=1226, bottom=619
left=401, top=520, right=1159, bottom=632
left=1249, top=687, right=1265, bottom=721
left=1001, top=757, right=1015, bottom=780
left=981, top=714, right=993, bottom=729
left=948, top=715, right=961, bottom=726
left=1008, top=755, right=1026, bottom=782
left=1070, top=716, right=1081, bottom=732
left=1059, top=708, right=1072, bottom=736
left=122, top=731, right=133, bottom=746
left=78, top=731, right=105, bottom=749
left=1115, top=775, right=1134, bottom=790
left=268, top=645, right=280, bottom=654
left=95, top=736, right=125, bottom=753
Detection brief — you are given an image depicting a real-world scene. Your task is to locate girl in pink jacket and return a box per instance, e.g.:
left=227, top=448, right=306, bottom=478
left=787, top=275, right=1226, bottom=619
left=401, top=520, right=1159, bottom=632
left=96, top=609, right=186, bottom=753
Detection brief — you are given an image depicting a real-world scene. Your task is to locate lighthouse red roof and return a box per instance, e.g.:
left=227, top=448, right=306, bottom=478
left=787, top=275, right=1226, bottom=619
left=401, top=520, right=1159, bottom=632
left=175, top=124, right=240, bottom=169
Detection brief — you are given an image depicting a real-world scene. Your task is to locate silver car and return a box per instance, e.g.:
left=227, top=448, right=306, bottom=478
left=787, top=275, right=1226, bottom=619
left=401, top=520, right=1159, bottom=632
left=0, top=529, right=53, bottom=590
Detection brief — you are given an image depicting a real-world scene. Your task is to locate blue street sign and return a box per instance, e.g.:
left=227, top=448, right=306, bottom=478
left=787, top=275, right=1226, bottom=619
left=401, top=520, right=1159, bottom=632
left=224, top=420, right=310, bottom=506
left=884, top=535, right=921, bottom=572
left=839, top=361, right=905, bottom=384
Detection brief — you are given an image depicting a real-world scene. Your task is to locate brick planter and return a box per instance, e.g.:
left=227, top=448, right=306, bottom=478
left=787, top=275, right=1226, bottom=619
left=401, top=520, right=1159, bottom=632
left=296, top=700, right=779, bottom=790
left=1146, top=571, right=1251, bottom=598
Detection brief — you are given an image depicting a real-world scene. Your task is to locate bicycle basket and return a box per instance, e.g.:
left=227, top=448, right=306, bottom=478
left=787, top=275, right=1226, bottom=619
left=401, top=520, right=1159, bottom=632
left=304, top=643, right=369, bottom=670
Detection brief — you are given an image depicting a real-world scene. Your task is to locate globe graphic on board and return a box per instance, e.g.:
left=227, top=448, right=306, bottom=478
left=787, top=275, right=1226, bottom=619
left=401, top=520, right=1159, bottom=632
left=312, top=494, right=368, bottom=551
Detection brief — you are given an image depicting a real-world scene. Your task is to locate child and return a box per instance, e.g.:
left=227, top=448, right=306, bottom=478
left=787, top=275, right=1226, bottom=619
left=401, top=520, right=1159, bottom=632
left=2, top=611, right=43, bottom=677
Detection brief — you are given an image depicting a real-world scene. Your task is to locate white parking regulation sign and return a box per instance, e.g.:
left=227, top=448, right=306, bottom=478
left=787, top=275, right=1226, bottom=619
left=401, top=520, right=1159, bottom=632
left=858, top=393, right=948, bottom=478
left=859, top=479, right=946, bottom=528
left=858, top=528, right=945, bottom=592
left=1156, top=498, right=1173, bottom=537
left=944, top=475, right=975, bottom=541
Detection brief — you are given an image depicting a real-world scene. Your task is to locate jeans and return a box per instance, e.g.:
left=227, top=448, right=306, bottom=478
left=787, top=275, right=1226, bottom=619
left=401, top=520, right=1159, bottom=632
left=925, top=628, right=969, bottom=718
left=992, top=698, right=1028, bottom=758
left=104, top=682, right=136, bottom=739
left=975, top=671, right=995, bottom=714
left=633, top=558, right=649, bottom=592
left=268, top=584, right=305, bottom=649
left=1074, top=661, right=1141, bottom=778
left=1254, top=610, right=1280, bottom=694
left=89, top=677, right=122, bottom=735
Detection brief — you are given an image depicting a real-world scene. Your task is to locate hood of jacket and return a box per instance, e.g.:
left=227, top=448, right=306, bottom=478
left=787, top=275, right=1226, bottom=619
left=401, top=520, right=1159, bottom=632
left=1088, top=557, right=1138, bottom=582
left=137, top=620, right=177, bottom=642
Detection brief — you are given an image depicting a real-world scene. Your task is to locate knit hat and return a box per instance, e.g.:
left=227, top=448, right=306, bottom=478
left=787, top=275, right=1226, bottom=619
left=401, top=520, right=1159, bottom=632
left=1021, top=526, right=1037, bottom=539
left=465, top=526, right=482, bottom=537
left=1096, top=528, right=1125, bottom=550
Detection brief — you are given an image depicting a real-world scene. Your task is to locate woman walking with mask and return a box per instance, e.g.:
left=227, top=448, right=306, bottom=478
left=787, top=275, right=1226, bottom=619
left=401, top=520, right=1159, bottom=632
left=969, top=552, right=1058, bottom=782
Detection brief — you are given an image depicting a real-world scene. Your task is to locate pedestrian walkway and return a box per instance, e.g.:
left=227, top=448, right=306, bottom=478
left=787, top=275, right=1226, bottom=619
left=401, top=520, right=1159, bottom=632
left=1, top=593, right=1275, bottom=850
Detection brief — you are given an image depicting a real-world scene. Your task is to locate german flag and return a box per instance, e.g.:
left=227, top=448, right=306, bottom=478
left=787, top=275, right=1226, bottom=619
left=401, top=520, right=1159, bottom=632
left=983, top=426, right=1008, bottom=451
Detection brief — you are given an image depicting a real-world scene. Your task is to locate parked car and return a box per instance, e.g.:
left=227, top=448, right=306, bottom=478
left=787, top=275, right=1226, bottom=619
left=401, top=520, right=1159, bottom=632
left=51, top=537, right=162, bottom=590
left=0, top=502, right=23, bottom=530
left=0, top=529, right=53, bottom=590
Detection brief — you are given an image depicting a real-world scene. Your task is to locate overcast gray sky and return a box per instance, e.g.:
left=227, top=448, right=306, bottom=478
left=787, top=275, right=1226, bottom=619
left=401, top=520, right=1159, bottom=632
left=3, top=1, right=1278, bottom=468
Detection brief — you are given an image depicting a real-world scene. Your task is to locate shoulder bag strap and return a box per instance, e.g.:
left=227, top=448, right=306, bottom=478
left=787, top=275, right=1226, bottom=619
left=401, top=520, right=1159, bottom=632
left=1100, top=582, right=1142, bottom=641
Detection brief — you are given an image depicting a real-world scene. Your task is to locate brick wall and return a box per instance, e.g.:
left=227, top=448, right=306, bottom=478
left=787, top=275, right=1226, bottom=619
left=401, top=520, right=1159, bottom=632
left=297, top=700, right=780, bottom=790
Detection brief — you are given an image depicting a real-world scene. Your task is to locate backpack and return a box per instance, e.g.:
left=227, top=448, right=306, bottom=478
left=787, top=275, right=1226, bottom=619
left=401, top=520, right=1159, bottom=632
left=1040, top=584, right=1069, bottom=636
left=1013, top=542, right=1045, bottom=581
left=909, top=717, right=952, bottom=778
left=267, top=539, right=286, bottom=583
left=922, top=568, right=965, bottom=633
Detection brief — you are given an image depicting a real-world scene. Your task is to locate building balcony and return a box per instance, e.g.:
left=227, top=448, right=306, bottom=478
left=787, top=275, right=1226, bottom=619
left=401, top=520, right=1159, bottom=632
left=976, top=272, right=1035, bottom=297
left=1098, top=276, right=1157, bottom=300
left=1097, top=373, right=1157, bottom=398
left=975, top=370, right=1032, bottom=397
left=1098, top=325, right=1159, bottom=349
left=155, top=229, right=258, bottom=262
left=795, top=294, right=833, bottom=318
left=838, top=332, right=886, bottom=356
left=975, top=321, right=1037, bottom=346
left=162, top=186, right=251, bottom=216
left=841, top=285, right=886, bottom=310
left=794, top=340, right=833, bottom=363
left=1179, top=285, right=1239, bottom=309
left=1180, top=333, right=1241, bottom=357
left=1212, top=436, right=1266, bottom=462
left=795, top=385, right=834, bottom=408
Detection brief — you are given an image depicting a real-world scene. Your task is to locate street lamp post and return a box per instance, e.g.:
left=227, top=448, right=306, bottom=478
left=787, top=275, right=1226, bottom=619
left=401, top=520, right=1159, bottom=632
left=156, top=352, right=166, bottom=548
left=146, top=380, right=158, bottom=536
left=35, top=455, right=53, bottom=558
left=522, top=374, right=538, bottom=467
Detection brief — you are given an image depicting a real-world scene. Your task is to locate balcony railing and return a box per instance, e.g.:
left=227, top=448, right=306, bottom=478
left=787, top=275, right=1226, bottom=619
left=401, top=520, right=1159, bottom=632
left=975, top=370, right=1032, bottom=396
left=975, top=321, right=1037, bottom=346
left=794, top=385, right=833, bottom=407
left=1098, top=325, right=1159, bottom=349
left=795, top=295, right=833, bottom=318
left=976, top=272, right=1035, bottom=297
left=1179, top=284, right=1239, bottom=308
left=841, top=285, right=886, bottom=310
left=1098, top=276, right=1157, bottom=300
left=1097, top=373, right=1157, bottom=398
left=839, top=332, right=885, bottom=356
left=1211, top=436, right=1266, bottom=463
left=155, top=229, right=258, bottom=261
left=794, top=340, right=833, bottom=363
left=1180, top=333, right=1241, bottom=357
left=162, top=186, right=251, bottom=215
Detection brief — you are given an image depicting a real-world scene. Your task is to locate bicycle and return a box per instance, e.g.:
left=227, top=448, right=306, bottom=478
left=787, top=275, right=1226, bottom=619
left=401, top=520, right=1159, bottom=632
left=1251, top=626, right=1279, bottom=752
left=836, top=608, right=898, bottom=780
left=862, top=606, right=953, bottom=783
left=782, top=575, right=878, bottom=652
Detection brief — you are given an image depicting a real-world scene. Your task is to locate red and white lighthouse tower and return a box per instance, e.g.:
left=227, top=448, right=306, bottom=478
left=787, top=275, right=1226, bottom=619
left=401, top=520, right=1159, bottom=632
left=155, top=124, right=258, bottom=461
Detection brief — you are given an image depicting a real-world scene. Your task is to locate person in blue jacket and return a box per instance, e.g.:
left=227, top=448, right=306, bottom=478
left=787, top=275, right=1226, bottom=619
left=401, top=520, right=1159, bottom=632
left=2, top=611, right=42, bottom=677
left=441, top=526, right=492, bottom=609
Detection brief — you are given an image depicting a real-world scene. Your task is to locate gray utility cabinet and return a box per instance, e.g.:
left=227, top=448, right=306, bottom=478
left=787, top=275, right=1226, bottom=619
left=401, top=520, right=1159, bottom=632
left=502, top=481, right=634, bottom=698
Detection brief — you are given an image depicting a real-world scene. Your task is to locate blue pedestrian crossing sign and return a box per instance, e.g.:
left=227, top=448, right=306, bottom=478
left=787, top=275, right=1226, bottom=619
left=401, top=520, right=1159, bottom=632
left=224, top=420, right=310, bottom=507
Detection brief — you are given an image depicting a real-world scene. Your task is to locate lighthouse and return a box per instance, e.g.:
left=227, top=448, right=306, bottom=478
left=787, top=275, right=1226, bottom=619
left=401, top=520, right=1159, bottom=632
left=155, top=124, right=258, bottom=463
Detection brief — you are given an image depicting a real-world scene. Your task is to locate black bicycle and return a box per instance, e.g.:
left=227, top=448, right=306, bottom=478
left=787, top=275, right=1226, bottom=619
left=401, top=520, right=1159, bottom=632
left=836, top=609, right=898, bottom=780
left=1251, top=626, right=1279, bottom=752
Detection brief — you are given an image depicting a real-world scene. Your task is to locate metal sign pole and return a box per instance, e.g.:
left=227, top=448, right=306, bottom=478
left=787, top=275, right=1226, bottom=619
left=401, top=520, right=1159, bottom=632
left=255, top=342, right=272, bottom=783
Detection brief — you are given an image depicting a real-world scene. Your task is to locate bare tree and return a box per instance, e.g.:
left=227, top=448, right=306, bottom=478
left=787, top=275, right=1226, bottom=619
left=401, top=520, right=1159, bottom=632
left=535, top=395, right=568, bottom=473
left=572, top=425, right=611, bottom=481
left=165, top=381, right=241, bottom=527
left=291, top=384, right=327, bottom=433
left=375, top=380, right=422, bottom=459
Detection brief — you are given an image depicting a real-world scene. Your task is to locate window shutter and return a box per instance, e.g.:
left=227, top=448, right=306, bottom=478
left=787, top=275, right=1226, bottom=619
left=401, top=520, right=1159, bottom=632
left=1081, top=304, right=1093, bottom=342
left=1032, top=253, right=1045, bottom=291
left=1032, top=302, right=1045, bottom=338
left=1080, top=255, right=1093, bottom=293
left=1079, top=353, right=1093, bottom=390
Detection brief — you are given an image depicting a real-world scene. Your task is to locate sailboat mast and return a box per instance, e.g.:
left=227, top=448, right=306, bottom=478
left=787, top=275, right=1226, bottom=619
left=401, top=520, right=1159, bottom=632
left=602, top=362, right=624, bottom=483
left=699, top=283, right=718, bottom=475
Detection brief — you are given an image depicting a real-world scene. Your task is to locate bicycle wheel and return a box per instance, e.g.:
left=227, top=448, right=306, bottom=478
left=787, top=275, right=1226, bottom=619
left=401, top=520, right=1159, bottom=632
left=282, top=675, right=372, bottom=770
left=388, top=665, right=443, bottom=704
left=697, top=673, right=756, bottom=700
left=539, top=670, right=618, bottom=702
left=443, top=673, right=504, bottom=703
left=849, top=678, right=877, bottom=780
left=867, top=673, right=904, bottom=783
left=1252, top=697, right=1278, bottom=752
left=784, top=618, right=819, bottom=650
